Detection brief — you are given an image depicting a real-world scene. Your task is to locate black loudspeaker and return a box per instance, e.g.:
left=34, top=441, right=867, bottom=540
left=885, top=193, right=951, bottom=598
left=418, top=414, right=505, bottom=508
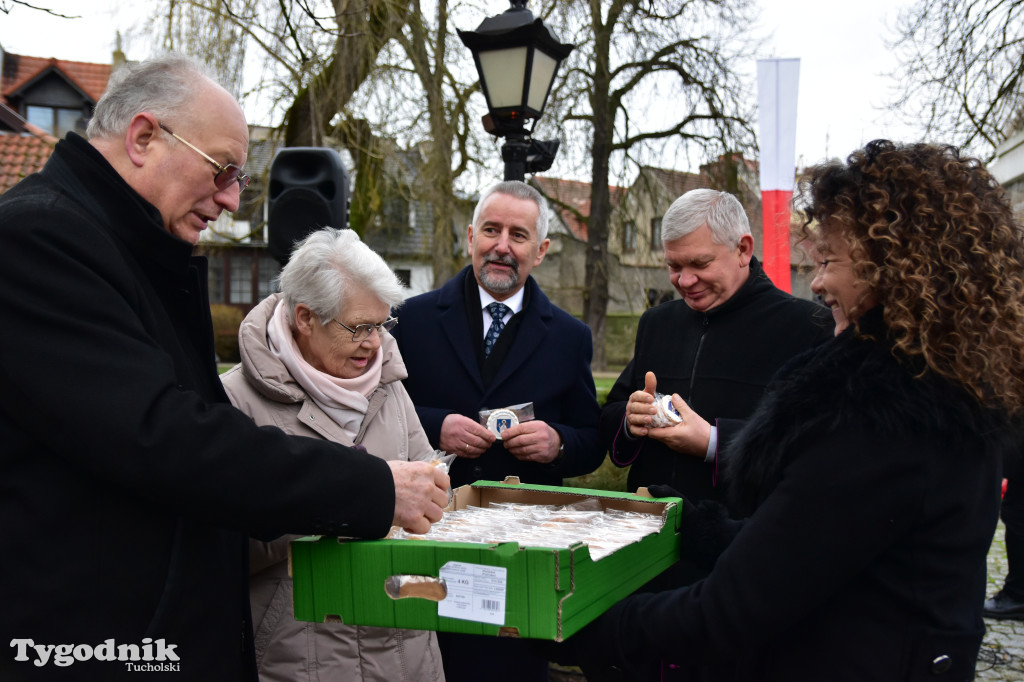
left=267, top=147, right=349, bottom=265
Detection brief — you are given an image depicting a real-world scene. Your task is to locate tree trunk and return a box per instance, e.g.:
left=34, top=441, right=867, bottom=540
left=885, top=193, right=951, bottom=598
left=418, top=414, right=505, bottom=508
left=582, top=10, right=614, bottom=372
left=427, top=108, right=458, bottom=284
left=421, top=1, right=460, bottom=285
left=284, top=0, right=408, bottom=146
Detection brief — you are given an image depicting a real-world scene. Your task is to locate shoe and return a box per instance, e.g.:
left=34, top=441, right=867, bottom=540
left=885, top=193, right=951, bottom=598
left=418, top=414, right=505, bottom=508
left=983, top=590, right=1024, bottom=619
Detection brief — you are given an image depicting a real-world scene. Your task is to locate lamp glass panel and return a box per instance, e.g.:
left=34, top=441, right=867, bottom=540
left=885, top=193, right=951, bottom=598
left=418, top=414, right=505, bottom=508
left=526, top=51, right=557, bottom=112
left=479, top=47, right=528, bottom=108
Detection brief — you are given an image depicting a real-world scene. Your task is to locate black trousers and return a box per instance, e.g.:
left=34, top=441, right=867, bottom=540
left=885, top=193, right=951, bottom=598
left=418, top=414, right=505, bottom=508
left=437, top=631, right=549, bottom=682
left=1002, top=458, right=1024, bottom=597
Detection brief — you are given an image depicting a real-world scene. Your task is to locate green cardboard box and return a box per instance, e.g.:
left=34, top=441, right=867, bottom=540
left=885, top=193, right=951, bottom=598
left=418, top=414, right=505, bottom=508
left=289, top=480, right=682, bottom=641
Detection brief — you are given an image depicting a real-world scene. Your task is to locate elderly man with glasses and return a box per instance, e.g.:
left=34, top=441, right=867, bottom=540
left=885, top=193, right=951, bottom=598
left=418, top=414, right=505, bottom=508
left=0, top=54, right=448, bottom=681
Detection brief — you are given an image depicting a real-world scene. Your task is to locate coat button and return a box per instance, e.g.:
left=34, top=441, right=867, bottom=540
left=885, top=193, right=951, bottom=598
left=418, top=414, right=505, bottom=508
left=930, top=654, right=952, bottom=675
left=309, top=415, right=315, bottom=422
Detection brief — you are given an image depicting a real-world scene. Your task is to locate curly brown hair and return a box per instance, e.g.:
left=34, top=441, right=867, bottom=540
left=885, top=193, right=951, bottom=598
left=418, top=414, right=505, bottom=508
left=799, top=139, right=1024, bottom=415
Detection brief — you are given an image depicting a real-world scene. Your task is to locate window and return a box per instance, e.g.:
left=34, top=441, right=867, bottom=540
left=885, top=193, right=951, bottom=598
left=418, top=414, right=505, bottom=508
left=623, top=221, right=637, bottom=253
left=650, top=217, right=663, bottom=250
left=229, top=260, right=252, bottom=304
left=27, top=105, right=81, bottom=137
left=205, top=252, right=280, bottom=306
left=381, top=196, right=410, bottom=233
left=258, top=256, right=279, bottom=300
left=646, top=288, right=674, bottom=308
left=207, top=255, right=225, bottom=303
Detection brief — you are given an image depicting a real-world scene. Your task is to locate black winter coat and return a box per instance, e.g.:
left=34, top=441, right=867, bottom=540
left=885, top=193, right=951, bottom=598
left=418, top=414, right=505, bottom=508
left=580, top=308, right=1011, bottom=681
left=601, top=258, right=833, bottom=502
left=0, top=134, right=396, bottom=680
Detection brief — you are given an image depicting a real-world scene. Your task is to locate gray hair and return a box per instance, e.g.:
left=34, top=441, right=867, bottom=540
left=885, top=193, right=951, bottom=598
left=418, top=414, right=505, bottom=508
left=661, top=189, right=750, bottom=247
left=87, top=54, right=213, bottom=139
left=472, top=181, right=550, bottom=241
left=277, top=228, right=407, bottom=325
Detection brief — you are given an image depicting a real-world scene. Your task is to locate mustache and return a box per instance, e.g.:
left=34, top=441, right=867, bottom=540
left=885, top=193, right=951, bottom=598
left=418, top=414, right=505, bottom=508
left=483, top=254, right=518, bottom=271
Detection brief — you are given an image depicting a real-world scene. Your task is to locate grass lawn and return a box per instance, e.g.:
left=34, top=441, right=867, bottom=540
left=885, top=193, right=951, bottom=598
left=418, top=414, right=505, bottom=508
left=594, top=374, right=616, bottom=405
left=563, top=372, right=630, bottom=493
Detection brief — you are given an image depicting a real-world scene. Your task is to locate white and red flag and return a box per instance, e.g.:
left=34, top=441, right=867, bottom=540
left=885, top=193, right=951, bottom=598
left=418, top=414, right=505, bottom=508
left=756, top=58, right=800, bottom=292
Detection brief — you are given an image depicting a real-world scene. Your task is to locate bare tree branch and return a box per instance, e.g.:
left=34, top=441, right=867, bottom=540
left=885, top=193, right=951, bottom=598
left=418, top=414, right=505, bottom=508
left=536, top=0, right=758, bottom=369
left=889, top=0, right=1024, bottom=159
left=0, top=0, right=77, bottom=18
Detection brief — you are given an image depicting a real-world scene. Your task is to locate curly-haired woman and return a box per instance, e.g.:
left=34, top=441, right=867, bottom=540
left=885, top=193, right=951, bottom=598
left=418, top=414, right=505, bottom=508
left=562, top=140, right=1024, bottom=681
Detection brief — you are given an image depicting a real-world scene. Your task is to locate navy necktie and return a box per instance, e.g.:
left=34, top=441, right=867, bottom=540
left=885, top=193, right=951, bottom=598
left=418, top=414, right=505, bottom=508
left=484, top=302, right=510, bottom=357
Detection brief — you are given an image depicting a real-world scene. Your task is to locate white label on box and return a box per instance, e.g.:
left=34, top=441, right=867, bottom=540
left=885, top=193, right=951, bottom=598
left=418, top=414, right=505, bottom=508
left=437, top=561, right=507, bottom=625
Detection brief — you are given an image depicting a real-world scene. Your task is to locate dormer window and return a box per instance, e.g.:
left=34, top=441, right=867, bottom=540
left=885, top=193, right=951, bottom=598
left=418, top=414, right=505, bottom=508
left=26, top=105, right=82, bottom=137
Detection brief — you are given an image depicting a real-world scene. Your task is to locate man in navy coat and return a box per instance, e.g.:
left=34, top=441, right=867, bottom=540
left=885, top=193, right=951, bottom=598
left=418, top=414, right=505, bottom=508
left=393, top=180, right=602, bottom=490
left=392, top=180, right=602, bottom=681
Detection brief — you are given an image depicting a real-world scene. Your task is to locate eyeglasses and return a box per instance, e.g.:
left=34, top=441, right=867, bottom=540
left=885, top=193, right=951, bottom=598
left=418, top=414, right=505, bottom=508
left=158, top=122, right=251, bottom=192
left=332, top=317, right=398, bottom=343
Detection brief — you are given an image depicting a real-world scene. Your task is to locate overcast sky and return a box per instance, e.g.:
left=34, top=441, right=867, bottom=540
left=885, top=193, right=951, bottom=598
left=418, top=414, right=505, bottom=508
left=754, top=0, right=921, bottom=168
left=1, top=0, right=923, bottom=169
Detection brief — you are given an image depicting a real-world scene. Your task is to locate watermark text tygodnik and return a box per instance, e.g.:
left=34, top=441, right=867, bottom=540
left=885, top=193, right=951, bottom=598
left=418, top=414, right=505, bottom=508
left=10, top=638, right=180, bottom=669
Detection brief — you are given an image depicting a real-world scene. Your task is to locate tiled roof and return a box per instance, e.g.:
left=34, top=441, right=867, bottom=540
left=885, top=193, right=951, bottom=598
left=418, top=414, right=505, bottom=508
left=0, top=100, right=24, bottom=131
left=0, top=131, right=54, bottom=194
left=361, top=147, right=436, bottom=258
left=640, top=166, right=705, bottom=199
left=532, top=176, right=625, bottom=242
left=246, top=136, right=282, bottom=178
left=2, top=53, right=112, bottom=104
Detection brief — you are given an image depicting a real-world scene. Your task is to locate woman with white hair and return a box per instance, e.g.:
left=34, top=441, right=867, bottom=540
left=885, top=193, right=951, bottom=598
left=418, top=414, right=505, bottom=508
left=221, top=227, right=444, bottom=682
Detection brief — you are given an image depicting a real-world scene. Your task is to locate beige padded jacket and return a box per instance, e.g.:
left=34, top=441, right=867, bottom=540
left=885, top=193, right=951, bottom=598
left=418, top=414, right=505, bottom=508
left=222, top=293, right=444, bottom=682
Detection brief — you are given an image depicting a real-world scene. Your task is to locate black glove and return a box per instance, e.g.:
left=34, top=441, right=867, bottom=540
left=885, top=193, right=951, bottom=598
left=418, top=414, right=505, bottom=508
left=647, top=484, right=744, bottom=571
left=529, top=611, right=638, bottom=682
left=647, top=483, right=686, bottom=500
left=527, top=636, right=579, bottom=668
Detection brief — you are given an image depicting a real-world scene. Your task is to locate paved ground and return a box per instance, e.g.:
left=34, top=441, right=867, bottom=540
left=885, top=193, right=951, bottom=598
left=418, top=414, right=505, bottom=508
left=978, top=523, right=1024, bottom=680
left=548, top=522, right=1024, bottom=681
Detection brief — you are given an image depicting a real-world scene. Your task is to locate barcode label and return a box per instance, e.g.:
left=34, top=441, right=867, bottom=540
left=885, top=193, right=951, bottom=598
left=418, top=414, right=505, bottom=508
left=438, top=562, right=507, bottom=626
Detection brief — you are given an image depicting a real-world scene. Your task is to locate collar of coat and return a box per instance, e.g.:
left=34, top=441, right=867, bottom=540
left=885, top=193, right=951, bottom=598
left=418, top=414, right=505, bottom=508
left=443, top=265, right=551, bottom=320
left=675, top=256, right=783, bottom=321
left=235, top=292, right=408, bottom=405
left=722, top=306, right=1009, bottom=517
left=43, top=132, right=197, bottom=283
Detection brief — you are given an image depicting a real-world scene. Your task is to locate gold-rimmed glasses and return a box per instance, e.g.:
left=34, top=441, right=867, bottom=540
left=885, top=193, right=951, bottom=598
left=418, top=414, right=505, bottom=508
left=158, top=122, right=251, bottom=192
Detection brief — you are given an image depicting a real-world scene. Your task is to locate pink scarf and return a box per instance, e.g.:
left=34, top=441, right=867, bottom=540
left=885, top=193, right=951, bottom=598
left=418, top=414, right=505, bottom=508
left=267, top=300, right=382, bottom=440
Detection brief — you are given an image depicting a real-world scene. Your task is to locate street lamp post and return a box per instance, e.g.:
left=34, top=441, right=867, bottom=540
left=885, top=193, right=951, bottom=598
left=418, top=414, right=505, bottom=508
left=458, top=0, right=574, bottom=182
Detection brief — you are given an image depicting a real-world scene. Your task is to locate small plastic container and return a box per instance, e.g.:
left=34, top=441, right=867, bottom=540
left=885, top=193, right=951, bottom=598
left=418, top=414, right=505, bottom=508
left=650, top=393, right=682, bottom=428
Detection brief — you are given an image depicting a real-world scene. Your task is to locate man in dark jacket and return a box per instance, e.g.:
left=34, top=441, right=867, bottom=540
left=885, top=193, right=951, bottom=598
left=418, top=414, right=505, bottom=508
left=0, top=55, right=447, bottom=681
left=601, top=188, right=832, bottom=510
left=596, top=189, right=831, bottom=681
left=392, top=180, right=602, bottom=490
left=392, top=180, right=602, bottom=682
